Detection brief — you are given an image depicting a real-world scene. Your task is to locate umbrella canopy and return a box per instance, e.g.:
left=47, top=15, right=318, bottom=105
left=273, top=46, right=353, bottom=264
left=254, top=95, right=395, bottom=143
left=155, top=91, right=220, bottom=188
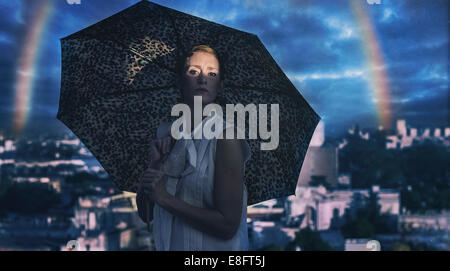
left=57, top=0, right=320, bottom=206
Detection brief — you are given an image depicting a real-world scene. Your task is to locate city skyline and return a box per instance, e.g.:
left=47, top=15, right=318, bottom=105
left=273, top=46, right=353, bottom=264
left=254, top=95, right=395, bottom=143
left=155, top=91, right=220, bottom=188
left=1, top=116, right=448, bottom=250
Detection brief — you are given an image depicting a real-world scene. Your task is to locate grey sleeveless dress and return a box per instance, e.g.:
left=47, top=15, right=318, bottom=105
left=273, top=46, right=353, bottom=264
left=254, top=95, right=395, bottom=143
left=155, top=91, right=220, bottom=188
left=152, top=113, right=251, bottom=251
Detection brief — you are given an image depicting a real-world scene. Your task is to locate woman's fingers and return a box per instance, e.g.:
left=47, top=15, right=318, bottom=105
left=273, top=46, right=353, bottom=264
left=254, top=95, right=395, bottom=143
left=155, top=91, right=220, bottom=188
left=144, top=167, right=164, bottom=175
left=150, top=136, right=174, bottom=159
left=141, top=175, right=163, bottom=183
left=140, top=182, right=156, bottom=190
left=139, top=166, right=167, bottom=203
left=154, top=138, right=161, bottom=147
left=150, top=142, right=161, bottom=161
left=141, top=178, right=160, bottom=185
left=141, top=168, right=164, bottom=182
left=162, top=138, right=168, bottom=154
left=152, top=139, right=166, bottom=156
left=159, top=136, right=172, bottom=152
left=157, top=138, right=165, bottom=151
left=148, top=136, right=175, bottom=170
left=162, top=136, right=173, bottom=155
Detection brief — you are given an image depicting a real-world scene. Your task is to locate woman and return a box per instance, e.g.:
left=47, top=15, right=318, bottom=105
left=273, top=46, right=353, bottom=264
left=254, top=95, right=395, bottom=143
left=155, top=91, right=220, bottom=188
left=136, top=45, right=251, bottom=250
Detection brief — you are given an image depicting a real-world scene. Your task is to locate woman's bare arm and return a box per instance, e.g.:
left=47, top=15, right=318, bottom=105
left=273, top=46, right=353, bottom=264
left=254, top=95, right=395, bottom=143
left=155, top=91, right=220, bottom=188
left=157, top=131, right=245, bottom=240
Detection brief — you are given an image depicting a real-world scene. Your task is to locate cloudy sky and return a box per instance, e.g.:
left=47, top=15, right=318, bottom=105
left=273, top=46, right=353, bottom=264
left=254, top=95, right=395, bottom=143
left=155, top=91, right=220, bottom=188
left=0, top=0, right=448, bottom=138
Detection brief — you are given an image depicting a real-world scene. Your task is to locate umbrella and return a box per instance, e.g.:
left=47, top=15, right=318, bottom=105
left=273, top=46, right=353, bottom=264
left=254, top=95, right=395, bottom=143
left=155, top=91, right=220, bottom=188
left=57, top=0, right=320, bottom=206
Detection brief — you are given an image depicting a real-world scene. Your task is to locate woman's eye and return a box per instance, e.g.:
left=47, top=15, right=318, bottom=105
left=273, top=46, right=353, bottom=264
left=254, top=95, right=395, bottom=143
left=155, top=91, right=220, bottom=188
left=188, top=70, right=199, bottom=75
left=208, top=72, right=217, bottom=77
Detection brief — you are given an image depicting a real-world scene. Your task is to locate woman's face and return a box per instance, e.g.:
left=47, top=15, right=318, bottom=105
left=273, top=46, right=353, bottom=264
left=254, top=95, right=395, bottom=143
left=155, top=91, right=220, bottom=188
left=177, top=51, right=223, bottom=106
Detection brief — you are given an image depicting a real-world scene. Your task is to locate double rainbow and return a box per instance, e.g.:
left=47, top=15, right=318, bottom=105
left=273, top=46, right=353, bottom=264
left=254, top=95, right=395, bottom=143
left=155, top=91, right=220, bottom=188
left=10, top=1, right=393, bottom=135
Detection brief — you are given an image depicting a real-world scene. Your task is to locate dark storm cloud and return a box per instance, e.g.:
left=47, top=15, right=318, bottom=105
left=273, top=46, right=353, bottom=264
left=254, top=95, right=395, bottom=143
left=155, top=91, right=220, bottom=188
left=0, top=0, right=447, bottom=137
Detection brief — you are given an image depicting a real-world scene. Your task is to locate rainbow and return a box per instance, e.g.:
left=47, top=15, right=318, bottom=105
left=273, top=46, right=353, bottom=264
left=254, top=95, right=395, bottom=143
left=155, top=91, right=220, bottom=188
left=351, top=0, right=392, bottom=130
left=12, top=0, right=53, bottom=137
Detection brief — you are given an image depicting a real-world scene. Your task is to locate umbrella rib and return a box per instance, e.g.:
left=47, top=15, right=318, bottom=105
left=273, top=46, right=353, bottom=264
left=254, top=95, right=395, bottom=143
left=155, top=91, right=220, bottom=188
left=102, top=85, right=176, bottom=97
left=161, top=7, right=184, bottom=57
left=110, top=37, right=178, bottom=74
left=225, top=84, right=276, bottom=93
left=66, top=35, right=178, bottom=75
left=225, top=84, right=300, bottom=99
left=63, top=45, right=178, bottom=94
left=216, top=33, right=299, bottom=99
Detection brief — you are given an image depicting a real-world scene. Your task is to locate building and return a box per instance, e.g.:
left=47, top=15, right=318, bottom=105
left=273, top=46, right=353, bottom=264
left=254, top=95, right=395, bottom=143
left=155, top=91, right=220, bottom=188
left=248, top=220, right=293, bottom=250
left=345, top=239, right=380, bottom=251
left=386, top=120, right=450, bottom=149
left=247, top=199, right=284, bottom=219
left=286, top=185, right=400, bottom=231
left=297, top=147, right=339, bottom=187
left=0, top=212, right=77, bottom=250
left=68, top=192, right=153, bottom=251
left=297, top=121, right=339, bottom=187
left=399, top=211, right=450, bottom=232
left=0, top=135, right=106, bottom=180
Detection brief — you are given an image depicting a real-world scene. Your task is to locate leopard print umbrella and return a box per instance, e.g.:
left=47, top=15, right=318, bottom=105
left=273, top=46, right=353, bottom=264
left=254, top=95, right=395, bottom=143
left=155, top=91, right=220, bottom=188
left=57, top=0, right=320, bottom=206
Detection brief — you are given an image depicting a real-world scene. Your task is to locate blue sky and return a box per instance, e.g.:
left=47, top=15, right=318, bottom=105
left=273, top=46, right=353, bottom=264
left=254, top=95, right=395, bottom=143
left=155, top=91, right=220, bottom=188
left=0, top=0, right=448, bottom=138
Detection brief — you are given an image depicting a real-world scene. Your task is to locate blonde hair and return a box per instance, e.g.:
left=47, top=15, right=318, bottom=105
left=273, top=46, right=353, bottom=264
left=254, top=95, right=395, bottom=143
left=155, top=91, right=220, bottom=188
left=176, top=45, right=225, bottom=80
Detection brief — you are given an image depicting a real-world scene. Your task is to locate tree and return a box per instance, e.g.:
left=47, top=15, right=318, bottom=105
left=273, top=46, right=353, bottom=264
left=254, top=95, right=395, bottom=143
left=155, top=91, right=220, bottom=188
left=259, top=244, right=285, bottom=251
left=341, top=216, right=375, bottom=239
left=0, top=181, right=61, bottom=214
left=0, top=175, right=13, bottom=199
left=292, top=228, right=333, bottom=251
left=341, top=190, right=395, bottom=238
left=391, top=242, right=411, bottom=251
left=65, top=172, right=111, bottom=196
left=339, top=127, right=405, bottom=189
left=399, top=142, right=450, bottom=213
left=0, top=176, right=13, bottom=215
left=339, top=127, right=449, bottom=213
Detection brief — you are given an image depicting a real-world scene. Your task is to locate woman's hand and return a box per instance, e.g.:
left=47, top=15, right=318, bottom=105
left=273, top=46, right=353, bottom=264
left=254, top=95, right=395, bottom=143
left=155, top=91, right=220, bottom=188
left=138, top=166, right=169, bottom=205
left=149, top=136, right=175, bottom=170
